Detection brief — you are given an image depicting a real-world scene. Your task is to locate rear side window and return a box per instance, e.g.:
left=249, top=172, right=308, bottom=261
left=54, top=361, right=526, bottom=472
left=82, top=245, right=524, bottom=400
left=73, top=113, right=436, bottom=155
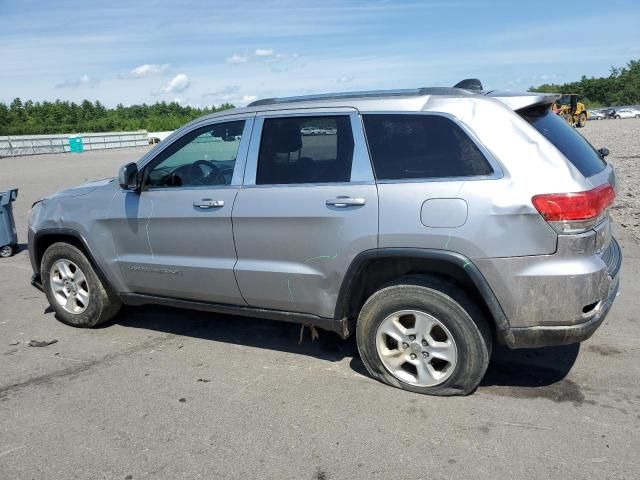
left=256, top=116, right=354, bottom=185
left=521, top=106, right=606, bottom=177
left=362, top=114, right=493, bottom=180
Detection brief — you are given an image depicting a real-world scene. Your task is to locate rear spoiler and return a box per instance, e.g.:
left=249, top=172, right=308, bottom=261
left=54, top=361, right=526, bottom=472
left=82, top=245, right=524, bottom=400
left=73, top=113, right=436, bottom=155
left=484, top=91, right=561, bottom=111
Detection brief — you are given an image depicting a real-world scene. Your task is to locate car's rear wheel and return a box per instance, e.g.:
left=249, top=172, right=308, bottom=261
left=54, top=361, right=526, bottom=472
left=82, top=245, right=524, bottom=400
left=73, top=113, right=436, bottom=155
left=0, top=245, right=13, bottom=258
left=42, top=242, right=121, bottom=327
left=356, top=276, right=491, bottom=396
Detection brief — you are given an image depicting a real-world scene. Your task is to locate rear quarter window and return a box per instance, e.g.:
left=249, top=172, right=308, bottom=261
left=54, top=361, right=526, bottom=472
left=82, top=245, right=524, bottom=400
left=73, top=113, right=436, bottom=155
left=362, top=114, right=493, bottom=180
left=521, top=106, right=606, bottom=178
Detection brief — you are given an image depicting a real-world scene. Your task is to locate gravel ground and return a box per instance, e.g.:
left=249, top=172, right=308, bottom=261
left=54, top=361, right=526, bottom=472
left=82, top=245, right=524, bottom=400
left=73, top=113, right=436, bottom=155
left=579, top=118, right=640, bottom=241
left=1, top=127, right=639, bottom=479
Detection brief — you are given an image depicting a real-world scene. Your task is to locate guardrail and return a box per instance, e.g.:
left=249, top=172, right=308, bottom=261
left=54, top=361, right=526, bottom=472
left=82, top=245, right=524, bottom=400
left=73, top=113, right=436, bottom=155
left=0, top=131, right=149, bottom=157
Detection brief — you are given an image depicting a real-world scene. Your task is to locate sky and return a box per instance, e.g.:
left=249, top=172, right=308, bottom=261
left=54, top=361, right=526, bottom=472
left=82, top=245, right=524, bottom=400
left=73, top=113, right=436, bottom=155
left=1, top=0, right=639, bottom=108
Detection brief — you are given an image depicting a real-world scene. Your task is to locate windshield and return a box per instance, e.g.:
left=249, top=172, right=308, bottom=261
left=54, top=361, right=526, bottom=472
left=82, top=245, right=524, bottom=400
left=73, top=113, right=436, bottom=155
left=521, top=106, right=606, bottom=177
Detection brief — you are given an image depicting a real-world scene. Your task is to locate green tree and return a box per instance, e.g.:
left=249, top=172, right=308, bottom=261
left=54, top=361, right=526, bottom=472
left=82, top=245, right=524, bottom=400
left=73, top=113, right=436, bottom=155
left=0, top=98, right=235, bottom=135
left=529, top=59, right=640, bottom=107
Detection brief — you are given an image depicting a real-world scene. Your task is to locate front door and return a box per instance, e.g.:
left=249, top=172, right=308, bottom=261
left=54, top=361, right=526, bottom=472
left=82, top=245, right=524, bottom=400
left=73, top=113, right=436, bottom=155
left=233, top=112, right=378, bottom=318
left=109, top=117, right=252, bottom=305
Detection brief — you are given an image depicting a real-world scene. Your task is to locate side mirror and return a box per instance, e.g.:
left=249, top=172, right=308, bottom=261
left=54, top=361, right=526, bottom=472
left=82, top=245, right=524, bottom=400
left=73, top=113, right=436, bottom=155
left=118, top=162, right=140, bottom=191
left=598, top=148, right=610, bottom=158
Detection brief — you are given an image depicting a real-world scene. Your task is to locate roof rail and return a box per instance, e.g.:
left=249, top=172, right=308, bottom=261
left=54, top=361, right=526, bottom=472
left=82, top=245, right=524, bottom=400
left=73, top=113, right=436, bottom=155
left=247, top=84, right=480, bottom=107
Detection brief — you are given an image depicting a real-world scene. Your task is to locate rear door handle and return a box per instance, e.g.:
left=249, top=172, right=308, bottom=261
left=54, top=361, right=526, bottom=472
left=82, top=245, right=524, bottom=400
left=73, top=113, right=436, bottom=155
left=326, top=197, right=366, bottom=207
left=193, top=199, right=224, bottom=209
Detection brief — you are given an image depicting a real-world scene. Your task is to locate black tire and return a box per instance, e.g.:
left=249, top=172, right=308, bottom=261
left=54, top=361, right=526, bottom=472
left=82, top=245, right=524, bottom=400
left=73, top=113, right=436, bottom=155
left=41, top=242, right=121, bottom=328
left=577, top=112, right=587, bottom=128
left=356, top=276, right=491, bottom=396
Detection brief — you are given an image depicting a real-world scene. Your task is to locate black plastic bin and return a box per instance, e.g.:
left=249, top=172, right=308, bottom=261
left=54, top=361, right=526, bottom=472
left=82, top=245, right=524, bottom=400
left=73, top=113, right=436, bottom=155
left=0, top=188, right=18, bottom=258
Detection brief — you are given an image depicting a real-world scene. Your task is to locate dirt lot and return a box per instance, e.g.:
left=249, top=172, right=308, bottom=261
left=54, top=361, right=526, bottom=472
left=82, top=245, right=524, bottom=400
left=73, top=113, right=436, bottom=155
left=579, top=118, right=640, bottom=242
left=1, top=120, right=639, bottom=479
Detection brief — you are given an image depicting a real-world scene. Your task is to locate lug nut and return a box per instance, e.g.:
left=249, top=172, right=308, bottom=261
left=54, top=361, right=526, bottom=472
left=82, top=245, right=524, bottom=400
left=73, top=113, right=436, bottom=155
left=402, top=342, right=409, bottom=349
left=422, top=340, right=428, bottom=346
left=410, top=353, right=417, bottom=360
left=422, top=352, right=429, bottom=358
left=409, top=335, right=416, bottom=341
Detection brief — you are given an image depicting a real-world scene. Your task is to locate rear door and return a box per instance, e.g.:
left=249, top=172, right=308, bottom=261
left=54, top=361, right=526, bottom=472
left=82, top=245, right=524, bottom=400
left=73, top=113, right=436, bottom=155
left=232, top=111, right=378, bottom=318
left=109, top=116, right=253, bottom=304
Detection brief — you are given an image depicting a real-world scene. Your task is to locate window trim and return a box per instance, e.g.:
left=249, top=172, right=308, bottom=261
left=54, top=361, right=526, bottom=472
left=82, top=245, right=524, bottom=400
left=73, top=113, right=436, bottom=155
left=361, top=111, right=503, bottom=183
left=138, top=115, right=255, bottom=192
left=243, top=111, right=374, bottom=187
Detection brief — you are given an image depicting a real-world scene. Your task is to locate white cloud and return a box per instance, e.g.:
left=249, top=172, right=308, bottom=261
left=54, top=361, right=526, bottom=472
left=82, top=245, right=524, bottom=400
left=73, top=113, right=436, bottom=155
left=202, top=85, right=241, bottom=97
left=130, top=63, right=169, bottom=78
left=337, top=76, right=354, bottom=84
left=159, top=74, right=190, bottom=93
left=200, top=86, right=256, bottom=106
left=226, top=53, right=248, bottom=64
left=55, top=73, right=98, bottom=88
left=255, top=48, right=274, bottom=57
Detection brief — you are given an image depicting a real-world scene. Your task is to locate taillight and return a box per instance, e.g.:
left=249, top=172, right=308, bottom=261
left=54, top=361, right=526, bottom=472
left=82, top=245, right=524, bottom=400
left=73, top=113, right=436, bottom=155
left=532, top=184, right=615, bottom=233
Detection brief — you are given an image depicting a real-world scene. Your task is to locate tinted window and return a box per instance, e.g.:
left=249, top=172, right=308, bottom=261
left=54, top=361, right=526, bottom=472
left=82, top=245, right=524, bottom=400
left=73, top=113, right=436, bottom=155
left=362, top=114, right=493, bottom=180
left=256, top=116, right=354, bottom=185
left=521, top=106, right=606, bottom=177
left=145, top=120, right=245, bottom=188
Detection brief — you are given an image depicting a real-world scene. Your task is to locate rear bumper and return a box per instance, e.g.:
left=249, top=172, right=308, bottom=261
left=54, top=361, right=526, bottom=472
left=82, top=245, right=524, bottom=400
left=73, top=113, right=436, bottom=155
left=499, top=238, right=622, bottom=348
left=501, top=269, right=619, bottom=348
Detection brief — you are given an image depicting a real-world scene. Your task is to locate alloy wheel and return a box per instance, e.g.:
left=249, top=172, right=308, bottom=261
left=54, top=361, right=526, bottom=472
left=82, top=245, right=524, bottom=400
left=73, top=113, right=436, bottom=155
left=50, top=259, right=90, bottom=314
left=375, top=309, right=458, bottom=387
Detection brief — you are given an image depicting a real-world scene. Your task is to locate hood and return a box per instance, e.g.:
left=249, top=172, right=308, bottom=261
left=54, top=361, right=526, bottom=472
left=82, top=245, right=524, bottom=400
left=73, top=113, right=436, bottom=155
left=47, top=178, right=116, bottom=201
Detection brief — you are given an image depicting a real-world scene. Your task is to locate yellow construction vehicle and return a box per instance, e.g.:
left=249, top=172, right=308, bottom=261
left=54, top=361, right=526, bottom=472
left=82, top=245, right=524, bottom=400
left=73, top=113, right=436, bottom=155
left=553, top=94, right=588, bottom=128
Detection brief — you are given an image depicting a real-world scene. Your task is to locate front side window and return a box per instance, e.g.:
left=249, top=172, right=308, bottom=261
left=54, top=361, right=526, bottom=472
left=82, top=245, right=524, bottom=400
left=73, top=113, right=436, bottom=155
left=256, top=116, right=354, bottom=185
left=145, top=120, right=245, bottom=188
left=362, top=114, right=493, bottom=180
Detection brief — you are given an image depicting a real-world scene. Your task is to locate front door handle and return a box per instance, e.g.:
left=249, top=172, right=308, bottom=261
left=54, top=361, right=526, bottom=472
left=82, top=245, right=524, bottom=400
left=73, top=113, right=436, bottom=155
left=193, top=199, right=224, bottom=209
left=326, top=196, right=366, bottom=208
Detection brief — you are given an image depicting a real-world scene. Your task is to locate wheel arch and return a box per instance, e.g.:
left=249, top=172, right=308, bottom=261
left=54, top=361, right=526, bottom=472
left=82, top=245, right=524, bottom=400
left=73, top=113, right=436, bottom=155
left=32, top=228, right=118, bottom=294
left=335, top=248, right=512, bottom=343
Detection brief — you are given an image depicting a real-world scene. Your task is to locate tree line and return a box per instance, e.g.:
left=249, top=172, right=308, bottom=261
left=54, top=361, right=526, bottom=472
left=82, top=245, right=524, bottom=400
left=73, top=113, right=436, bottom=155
left=0, top=99, right=235, bottom=136
left=2, top=58, right=638, bottom=135
left=529, top=59, right=640, bottom=108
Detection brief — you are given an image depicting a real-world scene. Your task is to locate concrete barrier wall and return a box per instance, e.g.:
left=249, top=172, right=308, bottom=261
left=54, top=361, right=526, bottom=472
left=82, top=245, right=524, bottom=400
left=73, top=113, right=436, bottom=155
left=0, top=131, right=149, bottom=157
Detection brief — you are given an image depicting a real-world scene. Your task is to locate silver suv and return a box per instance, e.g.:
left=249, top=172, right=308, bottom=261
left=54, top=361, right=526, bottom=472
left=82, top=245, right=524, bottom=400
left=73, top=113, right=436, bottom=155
left=28, top=81, right=622, bottom=396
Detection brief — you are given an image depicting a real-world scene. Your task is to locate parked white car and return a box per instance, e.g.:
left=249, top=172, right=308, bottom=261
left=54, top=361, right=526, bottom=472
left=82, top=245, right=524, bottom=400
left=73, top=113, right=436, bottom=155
left=614, top=108, right=640, bottom=119
left=300, top=126, right=323, bottom=135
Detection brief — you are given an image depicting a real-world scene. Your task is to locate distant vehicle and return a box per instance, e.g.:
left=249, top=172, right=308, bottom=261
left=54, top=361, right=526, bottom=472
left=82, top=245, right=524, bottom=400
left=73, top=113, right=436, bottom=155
left=588, top=110, right=605, bottom=121
left=613, top=108, right=640, bottom=119
left=323, top=127, right=337, bottom=135
left=300, top=126, right=323, bottom=135
left=552, top=94, right=588, bottom=127
left=603, top=109, right=617, bottom=119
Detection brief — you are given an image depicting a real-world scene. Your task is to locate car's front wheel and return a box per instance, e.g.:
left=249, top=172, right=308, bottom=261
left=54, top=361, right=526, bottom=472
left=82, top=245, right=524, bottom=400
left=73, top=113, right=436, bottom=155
left=356, top=276, right=491, bottom=396
left=41, top=242, right=121, bottom=327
